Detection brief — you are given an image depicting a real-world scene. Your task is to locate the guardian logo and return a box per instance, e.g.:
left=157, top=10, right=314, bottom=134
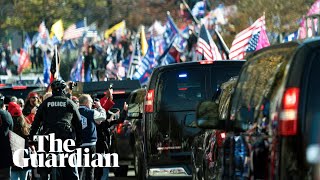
left=13, top=133, right=119, bottom=168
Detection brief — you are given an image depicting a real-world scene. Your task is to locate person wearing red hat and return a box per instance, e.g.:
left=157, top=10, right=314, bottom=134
left=22, top=92, right=41, bottom=124
left=8, top=102, right=31, bottom=180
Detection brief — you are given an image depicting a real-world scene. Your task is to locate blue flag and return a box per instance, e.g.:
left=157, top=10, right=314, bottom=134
left=70, top=55, right=83, bottom=82
left=23, top=34, right=31, bottom=51
left=133, top=37, right=156, bottom=85
left=163, top=13, right=179, bottom=49
left=43, top=52, right=51, bottom=84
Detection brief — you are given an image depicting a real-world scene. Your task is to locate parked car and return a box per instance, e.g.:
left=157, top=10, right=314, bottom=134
left=135, top=60, right=245, bottom=179
left=196, top=39, right=320, bottom=179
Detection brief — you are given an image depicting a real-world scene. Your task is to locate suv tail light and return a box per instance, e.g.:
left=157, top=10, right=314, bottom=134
left=145, top=89, right=154, bottom=113
left=279, top=87, right=299, bottom=136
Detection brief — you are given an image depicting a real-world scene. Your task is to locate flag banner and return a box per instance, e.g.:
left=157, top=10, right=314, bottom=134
left=283, top=31, right=299, bottom=42
left=43, top=52, right=51, bottom=84
left=23, top=34, right=31, bottom=52
left=255, top=27, right=270, bottom=51
left=50, top=19, right=64, bottom=41
left=85, top=22, right=98, bottom=38
left=104, top=20, right=126, bottom=39
left=163, top=12, right=180, bottom=48
left=192, top=0, right=206, bottom=19
left=70, top=55, right=83, bottom=82
left=196, top=24, right=222, bottom=61
left=127, top=38, right=142, bottom=79
left=64, top=20, right=86, bottom=40
left=299, top=0, right=320, bottom=39
left=38, top=21, right=50, bottom=46
left=50, top=46, right=60, bottom=82
left=133, top=37, right=157, bottom=84
left=173, top=26, right=189, bottom=52
left=141, top=26, right=148, bottom=56
left=229, top=15, right=265, bottom=60
left=18, top=49, right=31, bottom=74
left=158, top=36, right=176, bottom=66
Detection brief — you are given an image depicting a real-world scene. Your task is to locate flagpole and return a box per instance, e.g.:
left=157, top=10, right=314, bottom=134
left=127, top=35, right=138, bottom=79
left=181, top=0, right=200, bottom=24
left=214, top=29, right=230, bottom=58
left=55, top=45, right=58, bottom=80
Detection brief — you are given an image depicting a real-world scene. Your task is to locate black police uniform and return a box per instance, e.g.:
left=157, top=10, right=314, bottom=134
left=29, top=81, right=82, bottom=180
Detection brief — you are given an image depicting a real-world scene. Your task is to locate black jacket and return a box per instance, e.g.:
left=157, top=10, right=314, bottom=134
left=30, top=95, right=82, bottom=146
left=0, top=109, right=14, bottom=168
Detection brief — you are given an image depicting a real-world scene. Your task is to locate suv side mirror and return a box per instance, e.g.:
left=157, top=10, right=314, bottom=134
left=196, top=101, right=225, bottom=129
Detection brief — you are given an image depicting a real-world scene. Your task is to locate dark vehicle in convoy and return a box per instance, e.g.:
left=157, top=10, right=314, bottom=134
left=196, top=38, right=320, bottom=179
left=111, top=88, right=146, bottom=177
left=135, top=60, right=245, bottom=179
left=192, top=77, right=237, bottom=180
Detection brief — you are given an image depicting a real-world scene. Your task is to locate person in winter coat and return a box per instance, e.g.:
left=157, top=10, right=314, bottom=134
left=0, top=94, right=14, bottom=180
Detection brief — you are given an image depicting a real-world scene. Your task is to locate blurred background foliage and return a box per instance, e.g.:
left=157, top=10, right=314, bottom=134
left=0, top=0, right=315, bottom=46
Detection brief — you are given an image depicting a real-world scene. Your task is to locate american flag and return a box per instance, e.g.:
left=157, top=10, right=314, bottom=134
left=246, top=31, right=261, bottom=52
left=229, top=15, right=265, bottom=60
left=38, top=21, right=48, bottom=39
left=63, top=20, right=85, bottom=40
left=196, top=24, right=222, bottom=61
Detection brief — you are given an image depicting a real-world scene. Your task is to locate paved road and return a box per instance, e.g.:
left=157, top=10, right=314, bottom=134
left=109, top=166, right=136, bottom=180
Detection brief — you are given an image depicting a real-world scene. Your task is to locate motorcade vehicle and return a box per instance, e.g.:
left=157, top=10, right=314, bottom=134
left=112, top=88, right=147, bottom=176
left=196, top=39, right=320, bottom=179
left=192, top=77, right=237, bottom=180
left=135, top=60, right=245, bottom=179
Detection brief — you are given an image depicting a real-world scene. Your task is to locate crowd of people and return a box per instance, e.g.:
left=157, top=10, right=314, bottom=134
left=0, top=79, right=128, bottom=180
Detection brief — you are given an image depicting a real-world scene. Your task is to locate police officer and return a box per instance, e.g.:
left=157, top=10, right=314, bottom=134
left=0, top=94, right=14, bottom=180
left=29, top=80, right=82, bottom=180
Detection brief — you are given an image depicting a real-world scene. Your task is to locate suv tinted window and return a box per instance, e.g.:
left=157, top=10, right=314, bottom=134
left=158, top=68, right=208, bottom=111
left=305, top=52, right=320, bottom=144
left=231, top=47, right=296, bottom=129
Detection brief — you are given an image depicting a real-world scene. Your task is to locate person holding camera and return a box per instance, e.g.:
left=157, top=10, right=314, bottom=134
left=78, top=94, right=106, bottom=180
left=29, top=80, right=82, bottom=180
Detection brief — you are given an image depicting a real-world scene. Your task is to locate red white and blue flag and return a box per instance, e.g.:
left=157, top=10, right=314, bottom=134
left=63, top=20, right=86, bottom=40
left=229, top=15, right=266, bottom=60
left=196, top=24, right=222, bottom=61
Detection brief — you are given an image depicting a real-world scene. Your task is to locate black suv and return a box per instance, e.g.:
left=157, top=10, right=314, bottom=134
left=196, top=38, right=320, bottom=179
left=135, top=60, right=245, bottom=179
